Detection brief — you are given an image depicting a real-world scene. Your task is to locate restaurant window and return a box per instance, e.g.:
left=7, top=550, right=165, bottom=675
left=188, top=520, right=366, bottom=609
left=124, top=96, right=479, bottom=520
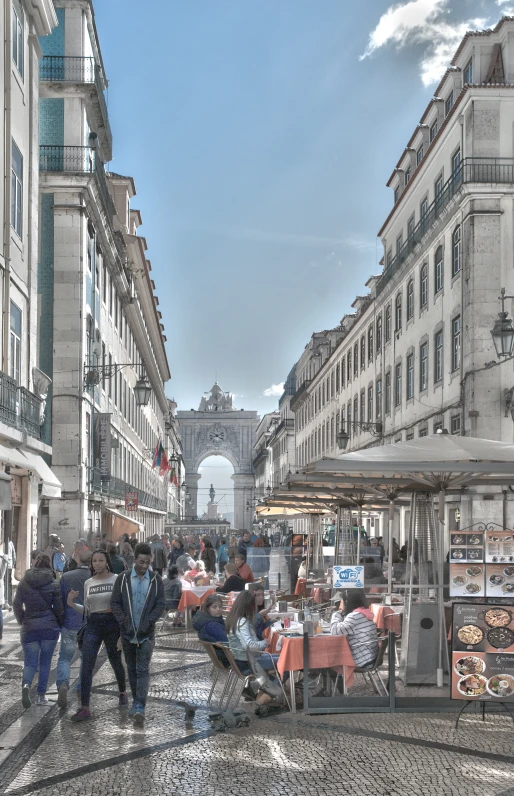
left=367, top=385, right=373, bottom=422
left=407, top=279, right=414, bottom=320
left=360, top=336, right=365, bottom=369
left=9, top=301, right=21, bottom=383
left=353, top=343, right=358, bottom=377
left=12, top=3, right=24, bottom=77
left=385, top=305, right=391, bottom=342
left=406, top=354, right=414, bottom=400
left=385, top=372, right=391, bottom=414
left=452, top=315, right=461, bottom=371
left=451, top=415, right=461, bottom=435
left=420, top=263, right=428, bottom=308
left=434, top=245, right=443, bottom=293
left=395, top=363, right=402, bottom=407
left=395, top=292, right=402, bottom=332
left=376, top=378, right=382, bottom=418
left=452, top=225, right=461, bottom=276
left=464, top=59, right=472, bottom=85
left=376, top=316, right=382, bottom=352
left=420, top=342, right=428, bottom=391
left=11, top=140, right=23, bottom=237
left=435, top=330, right=443, bottom=382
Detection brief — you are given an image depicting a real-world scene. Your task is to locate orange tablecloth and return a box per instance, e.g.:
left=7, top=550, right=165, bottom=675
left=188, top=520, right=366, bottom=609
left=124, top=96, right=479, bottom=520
left=266, top=629, right=356, bottom=684
left=371, top=603, right=401, bottom=635
left=178, top=588, right=216, bottom=612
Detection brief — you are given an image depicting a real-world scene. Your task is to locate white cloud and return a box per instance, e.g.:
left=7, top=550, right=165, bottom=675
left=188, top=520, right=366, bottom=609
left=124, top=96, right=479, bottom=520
left=263, top=383, right=284, bottom=397
left=361, top=0, right=488, bottom=86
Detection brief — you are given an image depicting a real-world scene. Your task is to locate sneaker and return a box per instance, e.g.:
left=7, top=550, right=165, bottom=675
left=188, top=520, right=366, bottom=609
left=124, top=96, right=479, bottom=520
left=128, top=703, right=138, bottom=717
left=70, top=708, right=91, bottom=722
left=36, top=694, right=49, bottom=706
left=119, top=692, right=129, bottom=708
left=133, top=705, right=145, bottom=724
left=22, top=684, right=31, bottom=709
left=57, top=683, right=68, bottom=709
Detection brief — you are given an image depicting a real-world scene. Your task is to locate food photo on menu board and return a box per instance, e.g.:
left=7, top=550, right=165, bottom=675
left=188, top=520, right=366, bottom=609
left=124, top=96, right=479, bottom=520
left=451, top=652, right=514, bottom=701
left=485, top=531, right=514, bottom=563
left=450, top=532, right=484, bottom=563
left=450, top=563, right=485, bottom=597
left=453, top=604, right=514, bottom=654
left=485, top=564, right=514, bottom=597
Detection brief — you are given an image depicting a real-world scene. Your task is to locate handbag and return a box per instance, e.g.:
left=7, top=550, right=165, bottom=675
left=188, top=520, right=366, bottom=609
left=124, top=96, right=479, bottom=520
left=77, top=608, right=87, bottom=650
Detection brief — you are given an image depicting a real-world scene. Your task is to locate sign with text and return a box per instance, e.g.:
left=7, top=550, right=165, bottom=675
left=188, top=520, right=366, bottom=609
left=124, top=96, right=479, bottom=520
left=333, top=565, right=364, bottom=590
left=125, top=491, right=138, bottom=511
left=93, top=413, right=111, bottom=481
left=484, top=531, right=514, bottom=564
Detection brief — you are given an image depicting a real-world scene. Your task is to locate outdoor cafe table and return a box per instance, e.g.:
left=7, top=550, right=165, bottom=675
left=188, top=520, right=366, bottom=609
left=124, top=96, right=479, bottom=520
left=370, top=603, right=402, bottom=635
left=178, top=586, right=216, bottom=629
left=265, top=627, right=356, bottom=713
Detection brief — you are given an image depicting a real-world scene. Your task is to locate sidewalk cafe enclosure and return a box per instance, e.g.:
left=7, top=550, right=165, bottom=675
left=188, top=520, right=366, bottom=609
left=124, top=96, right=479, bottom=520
left=257, top=434, right=514, bottom=714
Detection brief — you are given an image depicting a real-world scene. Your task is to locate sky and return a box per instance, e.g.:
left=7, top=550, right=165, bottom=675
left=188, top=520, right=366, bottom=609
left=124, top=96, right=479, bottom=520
left=93, top=0, right=511, bottom=509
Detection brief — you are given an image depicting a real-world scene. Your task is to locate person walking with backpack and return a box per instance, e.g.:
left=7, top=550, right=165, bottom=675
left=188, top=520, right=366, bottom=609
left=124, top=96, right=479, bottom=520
left=111, top=543, right=165, bottom=724
left=149, top=535, right=167, bottom=576
left=13, top=554, right=64, bottom=707
left=56, top=549, right=92, bottom=708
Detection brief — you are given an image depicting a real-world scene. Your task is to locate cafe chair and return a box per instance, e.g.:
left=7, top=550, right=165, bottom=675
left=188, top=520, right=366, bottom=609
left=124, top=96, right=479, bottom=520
left=333, top=635, right=389, bottom=697
left=218, top=644, right=258, bottom=709
left=199, top=641, right=235, bottom=710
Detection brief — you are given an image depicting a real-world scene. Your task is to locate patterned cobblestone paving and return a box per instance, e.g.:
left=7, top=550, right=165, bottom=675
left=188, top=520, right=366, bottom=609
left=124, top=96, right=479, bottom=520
left=0, top=612, right=513, bottom=796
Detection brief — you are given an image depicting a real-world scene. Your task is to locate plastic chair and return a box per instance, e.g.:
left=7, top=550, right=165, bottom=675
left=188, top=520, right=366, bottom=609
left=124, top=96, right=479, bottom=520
left=199, top=641, right=235, bottom=709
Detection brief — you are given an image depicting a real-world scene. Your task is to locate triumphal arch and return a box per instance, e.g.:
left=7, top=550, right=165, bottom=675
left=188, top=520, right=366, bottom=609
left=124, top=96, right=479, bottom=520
left=176, top=384, right=259, bottom=530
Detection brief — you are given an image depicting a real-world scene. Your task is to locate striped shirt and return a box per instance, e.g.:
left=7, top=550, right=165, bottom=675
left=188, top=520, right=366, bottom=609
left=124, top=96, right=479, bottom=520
left=330, top=609, right=378, bottom=667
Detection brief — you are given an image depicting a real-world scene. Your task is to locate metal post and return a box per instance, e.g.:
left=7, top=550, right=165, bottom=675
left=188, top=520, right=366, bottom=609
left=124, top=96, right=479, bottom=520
left=386, top=498, right=395, bottom=605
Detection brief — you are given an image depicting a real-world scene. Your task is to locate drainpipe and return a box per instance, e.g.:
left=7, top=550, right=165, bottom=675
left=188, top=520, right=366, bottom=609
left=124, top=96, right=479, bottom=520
left=3, top=0, right=12, bottom=375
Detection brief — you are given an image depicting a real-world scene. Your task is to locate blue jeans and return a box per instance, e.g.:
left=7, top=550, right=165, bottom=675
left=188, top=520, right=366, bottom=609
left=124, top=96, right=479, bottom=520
left=22, top=637, right=58, bottom=694
left=56, top=627, right=81, bottom=691
left=121, top=638, right=154, bottom=707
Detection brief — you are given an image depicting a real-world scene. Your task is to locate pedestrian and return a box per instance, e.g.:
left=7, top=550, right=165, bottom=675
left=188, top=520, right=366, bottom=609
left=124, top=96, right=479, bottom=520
left=168, top=536, right=184, bottom=567
left=0, top=551, right=8, bottom=640
left=56, top=549, right=92, bottom=708
left=67, top=549, right=128, bottom=722
left=234, top=553, right=254, bottom=583
left=176, top=546, right=196, bottom=572
left=217, top=537, right=229, bottom=570
left=162, top=565, right=182, bottom=611
left=227, top=535, right=239, bottom=563
left=237, top=531, right=251, bottom=560
left=200, top=538, right=216, bottom=575
left=13, top=554, right=64, bottom=707
left=5, top=538, right=16, bottom=607
left=149, top=534, right=167, bottom=576
left=44, top=534, right=65, bottom=576
left=111, top=542, right=165, bottom=724
left=63, top=538, right=88, bottom=573
left=106, top=542, right=126, bottom=574
left=121, top=541, right=134, bottom=569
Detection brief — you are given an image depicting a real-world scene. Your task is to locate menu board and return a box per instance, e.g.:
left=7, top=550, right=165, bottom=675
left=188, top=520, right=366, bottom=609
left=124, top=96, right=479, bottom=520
left=449, top=532, right=484, bottom=564
left=485, top=564, right=514, bottom=597
left=484, top=531, right=514, bottom=563
left=452, top=603, right=514, bottom=701
left=450, top=563, right=485, bottom=597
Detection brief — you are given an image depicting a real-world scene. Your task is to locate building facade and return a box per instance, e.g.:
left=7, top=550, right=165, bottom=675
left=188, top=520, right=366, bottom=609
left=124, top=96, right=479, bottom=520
left=280, top=18, right=514, bottom=537
left=38, top=0, right=172, bottom=549
left=1, top=0, right=61, bottom=577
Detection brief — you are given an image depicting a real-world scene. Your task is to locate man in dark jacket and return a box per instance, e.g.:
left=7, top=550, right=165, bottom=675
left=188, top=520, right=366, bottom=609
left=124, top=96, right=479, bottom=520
left=56, top=549, right=92, bottom=707
left=111, top=543, right=165, bottom=724
left=216, top=563, right=245, bottom=594
left=149, top=535, right=167, bottom=576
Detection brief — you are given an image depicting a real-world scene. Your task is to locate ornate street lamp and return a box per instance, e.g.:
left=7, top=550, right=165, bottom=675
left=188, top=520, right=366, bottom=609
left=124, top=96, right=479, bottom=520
left=491, top=288, right=514, bottom=358
left=336, top=421, right=383, bottom=451
left=134, top=371, right=152, bottom=407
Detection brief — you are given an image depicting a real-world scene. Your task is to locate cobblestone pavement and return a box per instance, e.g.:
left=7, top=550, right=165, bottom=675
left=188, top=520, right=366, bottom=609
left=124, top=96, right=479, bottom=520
left=1, top=609, right=514, bottom=796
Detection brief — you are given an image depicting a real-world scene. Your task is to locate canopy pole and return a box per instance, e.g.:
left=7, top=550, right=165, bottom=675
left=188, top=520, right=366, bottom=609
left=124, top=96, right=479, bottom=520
left=334, top=505, right=341, bottom=567
left=436, top=489, right=448, bottom=688
left=386, top=498, right=395, bottom=605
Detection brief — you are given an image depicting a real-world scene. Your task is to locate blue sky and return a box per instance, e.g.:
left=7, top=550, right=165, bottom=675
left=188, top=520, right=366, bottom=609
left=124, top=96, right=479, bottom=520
left=93, top=0, right=509, bottom=510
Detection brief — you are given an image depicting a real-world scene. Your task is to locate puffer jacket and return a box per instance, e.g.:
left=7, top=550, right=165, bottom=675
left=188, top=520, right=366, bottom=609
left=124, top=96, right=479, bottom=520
left=228, top=617, right=267, bottom=662
left=192, top=610, right=228, bottom=643
left=13, top=568, right=64, bottom=642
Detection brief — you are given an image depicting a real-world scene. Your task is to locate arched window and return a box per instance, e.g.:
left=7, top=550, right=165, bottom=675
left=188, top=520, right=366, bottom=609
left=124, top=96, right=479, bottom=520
left=452, top=225, right=461, bottom=276
left=407, top=279, right=414, bottom=320
left=395, top=292, right=402, bottom=331
left=420, top=264, right=428, bottom=308
left=434, top=245, right=443, bottom=293
left=385, top=305, right=391, bottom=342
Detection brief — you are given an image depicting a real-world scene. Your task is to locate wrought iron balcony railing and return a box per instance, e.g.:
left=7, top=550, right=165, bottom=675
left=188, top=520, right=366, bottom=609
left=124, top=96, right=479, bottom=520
left=40, top=56, right=112, bottom=157
left=39, top=145, right=116, bottom=220
left=377, top=158, right=514, bottom=295
left=290, top=380, right=311, bottom=412
left=89, top=467, right=167, bottom=513
left=0, top=372, right=43, bottom=440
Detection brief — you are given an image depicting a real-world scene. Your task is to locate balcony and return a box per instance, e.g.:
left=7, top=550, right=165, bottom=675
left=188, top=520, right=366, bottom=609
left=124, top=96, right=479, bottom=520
left=290, top=380, right=311, bottom=412
left=377, top=158, right=514, bottom=296
left=89, top=468, right=167, bottom=513
left=40, top=56, right=112, bottom=160
left=252, top=448, right=269, bottom=469
left=0, top=372, right=43, bottom=440
left=39, top=145, right=116, bottom=221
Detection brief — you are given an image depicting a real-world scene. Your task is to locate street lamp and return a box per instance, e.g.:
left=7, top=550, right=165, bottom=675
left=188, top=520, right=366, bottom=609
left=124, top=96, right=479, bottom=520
left=491, top=288, right=514, bottom=358
left=134, top=371, right=152, bottom=407
left=336, top=421, right=383, bottom=451
left=266, top=483, right=272, bottom=497
left=84, top=360, right=152, bottom=407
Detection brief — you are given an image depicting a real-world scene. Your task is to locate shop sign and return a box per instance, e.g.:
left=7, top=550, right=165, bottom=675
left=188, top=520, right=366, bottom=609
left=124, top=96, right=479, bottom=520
left=451, top=603, right=514, bottom=702
left=93, top=413, right=111, bottom=481
left=125, top=491, right=138, bottom=511
left=333, top=565, right=364, bottom=589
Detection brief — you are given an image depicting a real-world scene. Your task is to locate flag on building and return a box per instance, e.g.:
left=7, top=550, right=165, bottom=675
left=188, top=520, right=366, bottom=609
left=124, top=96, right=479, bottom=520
left=160, top=450, right=170, bottom=476
left=152, top=441, right=163, bottom=469
left=170, top=468, right=179, bottom=487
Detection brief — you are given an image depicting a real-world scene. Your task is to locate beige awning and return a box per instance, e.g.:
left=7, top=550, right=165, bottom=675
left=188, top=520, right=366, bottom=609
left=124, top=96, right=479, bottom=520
left=0, top=443, right=61, bottom=498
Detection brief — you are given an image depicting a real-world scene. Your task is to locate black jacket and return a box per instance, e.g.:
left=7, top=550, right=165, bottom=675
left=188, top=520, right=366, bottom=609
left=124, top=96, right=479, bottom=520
left=111, top=569, right=165, bottom=643
left=13, top=568, right=64, bottom=639
left=216, top=574, right=245, bottom=594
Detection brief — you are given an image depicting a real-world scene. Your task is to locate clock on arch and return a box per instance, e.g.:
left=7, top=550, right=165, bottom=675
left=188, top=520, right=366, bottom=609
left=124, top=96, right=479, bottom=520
left=208, top=426, right=226, bottom=444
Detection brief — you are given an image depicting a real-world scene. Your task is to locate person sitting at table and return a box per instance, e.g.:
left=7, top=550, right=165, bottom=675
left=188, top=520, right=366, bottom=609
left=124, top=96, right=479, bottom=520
left=216, top=564, right=245, bottom=594
left=363, top=557, right=386, bottom=585
left=189, top=560, right=210, bottom=586
left=192, top=595, right=229, bottom=667
left=248, top=583, right=272, bottom=640
left=330, top=589, right=378, bottom=669
left=162, top=565, right=183, bottom=611
left=234, top=553, right=254, bottom=584
left=226, top=590, right=282, bottom=678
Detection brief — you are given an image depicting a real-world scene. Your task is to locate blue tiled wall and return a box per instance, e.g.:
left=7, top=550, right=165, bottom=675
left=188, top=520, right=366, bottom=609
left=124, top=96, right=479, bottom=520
left=39, top=99, right=64, bottom=146
left=38, top=194, right=54, bottom=446
left=40, top=7, right=65, bottom=56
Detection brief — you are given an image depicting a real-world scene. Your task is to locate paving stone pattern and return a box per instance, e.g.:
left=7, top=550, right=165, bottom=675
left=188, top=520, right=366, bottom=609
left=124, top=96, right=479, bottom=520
left=0, top=611, right=513, bottom=796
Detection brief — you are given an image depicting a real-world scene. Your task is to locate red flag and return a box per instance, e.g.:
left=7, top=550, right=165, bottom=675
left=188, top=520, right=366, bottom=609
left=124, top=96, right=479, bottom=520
left=170, top=468, right=179, bottom=487
left=152, top=440, right=160, bottom=469
left=159, top=450, right=170, bottom=476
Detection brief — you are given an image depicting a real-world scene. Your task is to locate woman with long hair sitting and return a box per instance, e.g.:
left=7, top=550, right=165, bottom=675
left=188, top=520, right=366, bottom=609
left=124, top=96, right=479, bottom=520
left=330, top=589, right=378, bottom=668
left=225, top=590, right=281, bottom=677
left=192, top=594, right=229, bottom=667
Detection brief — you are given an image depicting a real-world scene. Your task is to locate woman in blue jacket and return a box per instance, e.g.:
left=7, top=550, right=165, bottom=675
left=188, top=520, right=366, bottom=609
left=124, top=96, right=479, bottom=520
left=192, top=595, right=229, bottom=666
left=13, top=554, right=64, bottom=707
